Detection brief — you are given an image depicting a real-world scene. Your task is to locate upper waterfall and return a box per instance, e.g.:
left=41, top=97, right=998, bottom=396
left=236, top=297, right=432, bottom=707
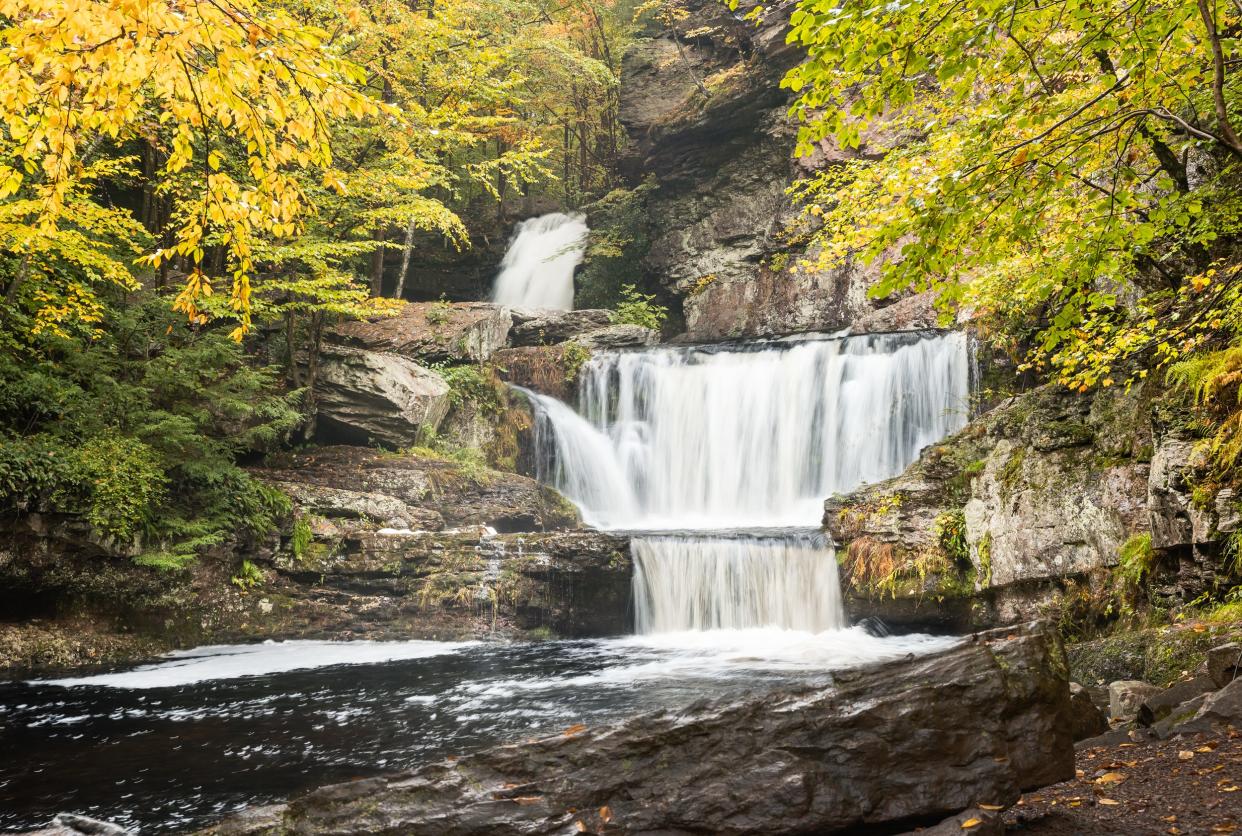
left=527, top=331, right=971, bottom=531
left=490, top=212, right=588, bottom=310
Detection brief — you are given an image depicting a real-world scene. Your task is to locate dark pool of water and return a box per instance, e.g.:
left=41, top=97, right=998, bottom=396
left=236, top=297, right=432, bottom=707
left=0, top=630, right=955, bottom=833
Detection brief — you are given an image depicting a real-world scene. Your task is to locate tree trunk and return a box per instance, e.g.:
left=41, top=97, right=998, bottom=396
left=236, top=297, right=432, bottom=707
left=395, top=218, right=417, bottom=300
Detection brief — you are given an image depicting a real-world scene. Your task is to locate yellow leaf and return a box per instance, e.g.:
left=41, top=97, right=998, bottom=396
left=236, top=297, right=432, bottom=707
left=960, top=818, right=983, bottom=829
left=1097, top=772, right=1126, bottom=784
left=1178, top=750, right=1194, bottom=761
left=1098, top=798, right=1120, bottom=806
left=977, top=804, right=1004, bottom=811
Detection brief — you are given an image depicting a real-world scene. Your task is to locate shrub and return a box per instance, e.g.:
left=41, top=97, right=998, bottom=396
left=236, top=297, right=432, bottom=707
left=613, top=284, right=668, bottom=330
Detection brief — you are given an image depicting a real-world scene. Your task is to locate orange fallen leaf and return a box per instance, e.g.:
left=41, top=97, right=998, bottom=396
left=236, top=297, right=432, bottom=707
left=563, top=723, right=587, bottom=737
left=1098, top=798, right=1120, bottom=806
left=600, top=806, right=613, bottom=823
left=960, top=818, right=983, bottom=829
left=1097, top=772, right=1127, bottom=784
left=575, top=822, right=587, bottom=833
left=511, top=796, right=543, bottom=806
left=977, top=803, right=1004, bottom=811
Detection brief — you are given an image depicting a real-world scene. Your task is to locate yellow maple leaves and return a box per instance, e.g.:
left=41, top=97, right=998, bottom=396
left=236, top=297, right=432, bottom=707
left=0, top=0, right=379, bottom=335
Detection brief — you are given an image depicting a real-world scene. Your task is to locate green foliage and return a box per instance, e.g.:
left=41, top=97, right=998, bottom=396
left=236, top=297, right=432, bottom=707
left=290, top=516, right=314, bottom=561
left=1168, top=346, right=1242, bottom=476
left=435, top=364, right=504, bottom=416
left=780, top=0, right=1242, bottom=396
left=933, top=510, right=968, bottom=565
left=0, top=293, right=300, bottom=563
left=561, top=342, right=593, bottom=383
left=231, top=559, right=265, bottom=591
left=613, top=283, right=668, bottom=330
left=576, top=182, right=655, bottom=309
left=1117, top=534, right=1156, bottom=587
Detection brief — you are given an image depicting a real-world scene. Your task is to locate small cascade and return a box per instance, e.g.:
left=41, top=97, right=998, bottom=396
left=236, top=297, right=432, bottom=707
left=522, top=329, right=971, bottom=637
left=632, top=532, right=845, bottom=633
left=490, top=212, right=588, bottom=310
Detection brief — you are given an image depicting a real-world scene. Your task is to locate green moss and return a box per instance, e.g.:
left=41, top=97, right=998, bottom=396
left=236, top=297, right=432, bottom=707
left=999, top=447, right=1026, bottom=499
left=978, top=531, right=993, bottom=588
left=562, top=342, right=592, bottom=383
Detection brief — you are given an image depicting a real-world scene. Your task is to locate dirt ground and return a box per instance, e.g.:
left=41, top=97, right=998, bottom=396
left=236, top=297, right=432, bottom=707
left=1004, top=728, right=1242, bottom=834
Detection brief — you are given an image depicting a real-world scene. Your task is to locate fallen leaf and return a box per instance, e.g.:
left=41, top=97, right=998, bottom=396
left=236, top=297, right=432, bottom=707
left=1098, top=798, right=1120, bottom=806
left=1179, top=750, right=1195, bottom=761
left=1198, top=744, right=1217, bottom=752
left=600, top=806, right=613, bottom=823
left=1169, top=828, right=1182, bottom=835
left=960, top=818, right=982, bottom=829
left=1097, top=772, right=1127, bottom=784
left=575, top=823, right=587, bottom=833
left=1223, top=786, right=1241, bottom=793
left=1211, top=826, right=1238, bottom=834
left=977, top=803, right=1004, bottom=811
left=511, top=796, right=543, bottom=806
left=563, top=724, right=587, bottom=737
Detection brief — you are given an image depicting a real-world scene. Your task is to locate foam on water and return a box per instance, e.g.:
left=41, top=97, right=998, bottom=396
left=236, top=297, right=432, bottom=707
left=36, top=640, right=479, bottom=690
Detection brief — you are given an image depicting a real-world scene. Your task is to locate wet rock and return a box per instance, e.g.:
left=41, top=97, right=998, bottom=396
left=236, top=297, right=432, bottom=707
left=202, top=623, right=1073, bottom=835
left=1109, top=680, right=1162, bottom=721
left=328, top=302, right=512, bottom=364
left=508, top=308, right=614, bottom=345
left=1069, top=682, right=1109, bottom=741
left=314, top=346, right=450, bottom=448
left=1208, top=642, right=1242, bottom=688
left=257, top=446, right=578, bottom=533
left=22, top=813, right=133, bottom=835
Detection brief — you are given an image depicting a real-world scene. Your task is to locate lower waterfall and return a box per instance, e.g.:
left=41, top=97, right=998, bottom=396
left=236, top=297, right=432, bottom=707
left=632, top=532, right=845, bottom=633
left=525, top=329, right=971, bottom=634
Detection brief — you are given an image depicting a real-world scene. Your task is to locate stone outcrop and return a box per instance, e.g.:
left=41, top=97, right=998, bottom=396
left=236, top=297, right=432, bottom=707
left=200, top=622, right=1073, bottom=836
left=257, top=527, right=632, bottom=641
left=824, top=384, right=1167, bottom=629
left=508, top=308, right=614, bottom=345
left=616, top=1, right=931, bottom=340
left=314, top=346, right=450, bottom=448
left=329, top=302, right=512, bottom=364
left=256, top=446, right=578, bottom=534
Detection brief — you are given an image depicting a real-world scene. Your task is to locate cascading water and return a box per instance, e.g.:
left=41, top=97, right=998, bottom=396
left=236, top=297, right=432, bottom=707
left=525, top=330, right=971, bottom=632
left=490, top=212, right=588, bottom=310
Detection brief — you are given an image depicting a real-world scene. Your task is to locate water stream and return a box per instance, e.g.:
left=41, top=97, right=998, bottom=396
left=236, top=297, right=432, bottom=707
left=0, top=329, right=972, bottom=832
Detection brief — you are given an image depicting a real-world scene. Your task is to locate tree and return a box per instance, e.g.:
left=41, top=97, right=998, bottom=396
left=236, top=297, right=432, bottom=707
left=0, top=0, right=382, bottom=336
left=774, top=0, right=1242, bottom=392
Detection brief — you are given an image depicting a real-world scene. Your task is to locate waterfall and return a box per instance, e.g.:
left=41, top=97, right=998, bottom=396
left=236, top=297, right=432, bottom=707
left=633, top=532, right=846, bottom=633
left=524, top=330, right=971, bottom=634
left=490, top=212, right=588, bottom=310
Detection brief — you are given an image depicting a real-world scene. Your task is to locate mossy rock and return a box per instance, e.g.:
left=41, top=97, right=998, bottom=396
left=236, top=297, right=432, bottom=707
left=1068, top=622, right=1242, bottom=687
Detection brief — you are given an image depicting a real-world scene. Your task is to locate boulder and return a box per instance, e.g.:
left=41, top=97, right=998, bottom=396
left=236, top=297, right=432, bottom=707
left=508, top=308, right=614, bottom=345
left=1208, top=642, right=1242, bottom=688
left=200, top=623, right=1073, bottom=835
left=1069, top=682, right=1109, bottom=740
left=314, top=346, right=450, bottom=448
left=23, top=813, right=132, bottom=835
left=328, top=302, right=512, bottom=364
left=1136, top=675, right=1217, bottom=727
left=1109, top=680, right=1162, bottom=721
left=572, top=323, right=659, bottom=349
left=1163, top=676, right=1242, bottom=736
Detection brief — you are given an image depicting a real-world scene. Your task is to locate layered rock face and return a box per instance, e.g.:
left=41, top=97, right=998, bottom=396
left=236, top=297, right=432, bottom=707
left=615, top=0, right=934, bottom=340
left=824, top=382, right=1236, bottom=630
left=200, top=622, right=1073, bottom=836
